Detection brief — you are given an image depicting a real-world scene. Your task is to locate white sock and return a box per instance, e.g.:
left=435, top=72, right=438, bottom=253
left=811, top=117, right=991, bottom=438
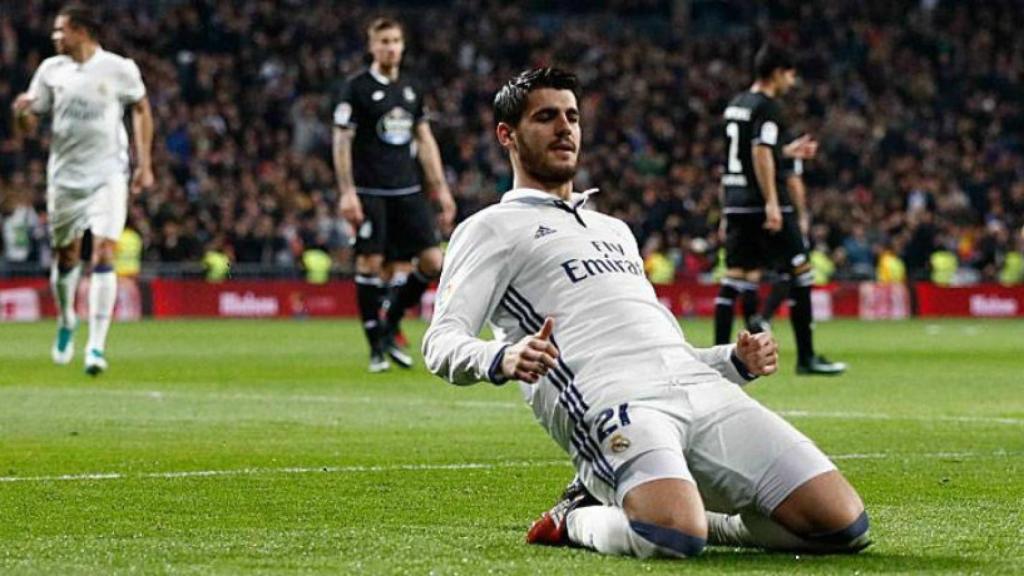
left=87, top=270, right=117, bottom=352
left=567, top=506, right=686, bottom=559
left=50, top=263, right=81, bottom=329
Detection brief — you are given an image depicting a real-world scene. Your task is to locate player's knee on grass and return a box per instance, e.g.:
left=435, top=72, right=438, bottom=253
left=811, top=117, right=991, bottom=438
left=805, top=510, right=870, bottom=553
left=773, top=470, right=869, bottom=552
left=627, top=520, right=707, bottom=559
left=622, top=476, right=708, bottom=559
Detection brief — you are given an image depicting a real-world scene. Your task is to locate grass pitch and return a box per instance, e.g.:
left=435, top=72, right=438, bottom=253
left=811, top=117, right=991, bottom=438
left=1, top=318, right=1022, bottom=574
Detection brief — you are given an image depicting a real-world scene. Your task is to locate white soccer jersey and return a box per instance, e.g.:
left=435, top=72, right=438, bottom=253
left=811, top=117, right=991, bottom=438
left=423, top=188, right=757, bottom=448
left=27, top=48, right=146, bottom=190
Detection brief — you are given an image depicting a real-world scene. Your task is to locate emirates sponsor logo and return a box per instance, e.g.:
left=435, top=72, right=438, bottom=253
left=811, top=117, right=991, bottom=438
left=219, top=292, right=279, bottom=317
left=968, top=295, right=1018, bottom=317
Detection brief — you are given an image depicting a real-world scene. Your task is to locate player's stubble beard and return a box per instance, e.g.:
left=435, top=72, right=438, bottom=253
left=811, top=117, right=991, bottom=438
left=514, top=133, right=579, bottom=188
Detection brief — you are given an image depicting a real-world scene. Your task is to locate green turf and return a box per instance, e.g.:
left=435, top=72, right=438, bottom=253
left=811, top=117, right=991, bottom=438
left=1, top=318, right=1022, bottom=574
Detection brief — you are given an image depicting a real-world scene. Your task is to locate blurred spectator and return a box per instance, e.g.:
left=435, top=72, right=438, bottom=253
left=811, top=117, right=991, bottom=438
left=877, top=239, right=906, bottom=285
left=642, top=232, right=675, bottom=285
left=0, top=0, right=1020, bottom=287
left=115, top=225, right=143, bottom=277
left=2, top=191, right=41, bottom=263
left=202, top=235, right=231, bottom=282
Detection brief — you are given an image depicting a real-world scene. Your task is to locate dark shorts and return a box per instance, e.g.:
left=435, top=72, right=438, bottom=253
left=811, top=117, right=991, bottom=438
left=355, top=193, right=440, bottom=261
left=724, top=212, right=808, bottom=272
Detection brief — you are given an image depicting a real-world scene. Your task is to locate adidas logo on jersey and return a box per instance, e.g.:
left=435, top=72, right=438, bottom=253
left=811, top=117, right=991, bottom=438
left=535, top=225, right=557, bottom=239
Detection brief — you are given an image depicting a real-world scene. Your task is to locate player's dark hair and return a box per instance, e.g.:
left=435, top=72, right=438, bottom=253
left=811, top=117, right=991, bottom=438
left=367, top=17, right=402, bottom=40
left=58, top=3, right=101, bottom=40
left=754, top=43, right=795, bottom=80
left=494, top=67, right=580, bottom=126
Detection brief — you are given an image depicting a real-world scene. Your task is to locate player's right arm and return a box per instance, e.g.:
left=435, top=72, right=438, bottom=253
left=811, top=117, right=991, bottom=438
left=12, top=94, right=39, bottom=135
left=332, top=83, right=362, bottom=228
left=752, top=145, right=781, bottom=232
left=751, top=102, right=783, bottom=232
left=423, top=215, right=544, bottom=386
left=332, top=126, right=362, bottom=227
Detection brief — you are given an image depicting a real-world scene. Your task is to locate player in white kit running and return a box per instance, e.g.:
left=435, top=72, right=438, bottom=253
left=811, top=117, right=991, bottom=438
left=13, top=4, right=154, bottom=375
left=423, top=68, right=870, bottom=559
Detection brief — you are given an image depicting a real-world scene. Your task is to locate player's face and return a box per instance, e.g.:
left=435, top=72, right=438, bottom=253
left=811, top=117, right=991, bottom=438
left=508, top=88, right=581, bottom=185
left=370, top=27, right=404, bottom=69
left=777, top=69, right=798, bottom=94
left=51, top=15, right=84, bottom=55
left=52, top=15, right=70, bottom=54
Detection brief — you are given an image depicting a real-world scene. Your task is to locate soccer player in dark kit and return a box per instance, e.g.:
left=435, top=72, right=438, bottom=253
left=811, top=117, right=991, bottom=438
left=332, top=17, right=456, bottom=372
left=714, top=44, right=845, bottom=375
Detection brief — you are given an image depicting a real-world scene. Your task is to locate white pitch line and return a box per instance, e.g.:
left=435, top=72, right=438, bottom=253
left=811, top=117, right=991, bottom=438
left=0, top=460, right=569, bottom=484
left=0, top=451, right=1019, bottom=485
left=777, top=410, right=1024, bottom=426
left=3, top=387, right=1023, bottom=425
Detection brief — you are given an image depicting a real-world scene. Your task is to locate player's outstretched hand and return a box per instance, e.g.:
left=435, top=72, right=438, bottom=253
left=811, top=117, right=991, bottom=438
left=339, top=192, right=364, bottom=228
left=501, top=317, right=559, bottom=384
left=735, top=330, right=778, bottom=376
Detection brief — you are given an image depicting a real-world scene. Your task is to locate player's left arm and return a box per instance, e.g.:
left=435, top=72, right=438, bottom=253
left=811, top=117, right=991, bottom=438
left=130, top=97, right=154, bottom=194
left=120, top=59, right=153, bottom=194
left=684, top=331, right=778, bottom=386
left=415, top=121, right=456, bottom=231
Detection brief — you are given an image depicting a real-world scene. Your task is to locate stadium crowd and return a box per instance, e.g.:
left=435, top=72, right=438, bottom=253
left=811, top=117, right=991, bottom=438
left=1, top=0, right=1022, bottom=285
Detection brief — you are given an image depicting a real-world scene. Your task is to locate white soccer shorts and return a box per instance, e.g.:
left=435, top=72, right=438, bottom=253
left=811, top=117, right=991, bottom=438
left=572, top=380, right=836, bottom=516
left=47, top=175, right=129, bottom=248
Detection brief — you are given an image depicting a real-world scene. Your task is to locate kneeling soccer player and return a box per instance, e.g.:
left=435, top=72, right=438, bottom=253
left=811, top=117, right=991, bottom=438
left=423, top=68, right=870, bottom=559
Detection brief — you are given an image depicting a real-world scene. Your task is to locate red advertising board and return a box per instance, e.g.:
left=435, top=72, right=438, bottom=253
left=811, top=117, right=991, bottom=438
left=0, top=278, right=141, bottom=322
left=150, top=279, right=359, bottom=318
left=4, top=278, right=1022, bottom=320
left=916, top=283, right=1024, bottom=318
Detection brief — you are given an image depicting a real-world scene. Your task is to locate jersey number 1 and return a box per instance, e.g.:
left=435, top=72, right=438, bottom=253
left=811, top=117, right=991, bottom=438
left=726, top=122, right=742, bottom=173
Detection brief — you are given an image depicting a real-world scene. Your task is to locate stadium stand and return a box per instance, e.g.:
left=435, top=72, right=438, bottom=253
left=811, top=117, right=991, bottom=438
left=1, top=0, right=1022, bottom=285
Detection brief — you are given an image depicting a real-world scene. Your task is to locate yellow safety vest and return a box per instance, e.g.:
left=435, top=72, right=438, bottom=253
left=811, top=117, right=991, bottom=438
left=203, top=250, right=231, bottom=282
left=302, top=249, right=332, bottom=284
left=115, top=228, right=142, bottom=277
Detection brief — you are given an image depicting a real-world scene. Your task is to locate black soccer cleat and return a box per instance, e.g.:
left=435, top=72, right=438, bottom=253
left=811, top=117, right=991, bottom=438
left=368, top=350, right=391, bottom=373
left=385, top=342, right=413, bottom=369
left=796, top=355, right=848, bottom=376
left=381, top=324, right=413, bottom=369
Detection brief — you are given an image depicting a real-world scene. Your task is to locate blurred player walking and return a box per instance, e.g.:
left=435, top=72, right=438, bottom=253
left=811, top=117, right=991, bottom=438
left=13, top=3, right=154, bottom=375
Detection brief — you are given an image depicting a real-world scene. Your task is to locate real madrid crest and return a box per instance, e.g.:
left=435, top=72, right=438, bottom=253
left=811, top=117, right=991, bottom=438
left=372, top=90, right=385, bottom=102
left=609, top=434, right=631, bottom=454
left=403, top=86, right=416, bottom=102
